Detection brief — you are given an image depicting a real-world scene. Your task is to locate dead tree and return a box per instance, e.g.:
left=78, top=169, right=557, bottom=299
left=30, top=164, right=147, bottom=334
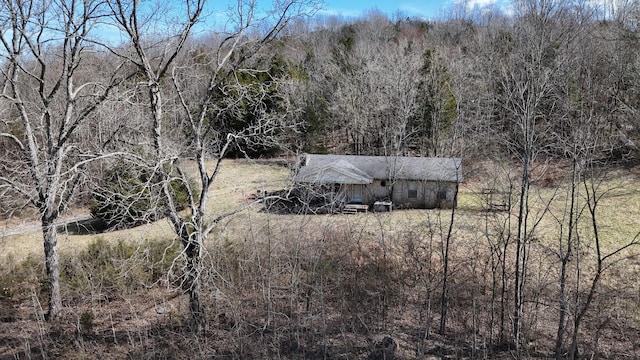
left=111, top=0, right=319, bottom=331
left=0, top=0, right=126, bottom=319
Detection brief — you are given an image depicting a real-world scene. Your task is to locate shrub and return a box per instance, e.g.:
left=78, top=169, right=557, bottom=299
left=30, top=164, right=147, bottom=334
left=90, top=161, right=193, bottom=230
left=0, top=255, right=45, bottom=322
left=61, top=237, right=182, bottom=301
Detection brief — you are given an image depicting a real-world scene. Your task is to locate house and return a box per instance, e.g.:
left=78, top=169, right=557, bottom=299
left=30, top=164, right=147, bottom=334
left=293, top=154, right=463, bottom=210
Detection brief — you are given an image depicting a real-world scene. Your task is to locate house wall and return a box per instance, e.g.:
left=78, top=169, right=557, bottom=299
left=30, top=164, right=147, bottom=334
left=390, top=180, right=458, bottom=209
left=341, top=180, right=458, bottom=209
left=393, top=180, right=430, bottom=208
left=368, top=180, right=391, bottom=202
left=442, top=183, right=458, bottom=208
left=343, top=181, right=389, bottom=204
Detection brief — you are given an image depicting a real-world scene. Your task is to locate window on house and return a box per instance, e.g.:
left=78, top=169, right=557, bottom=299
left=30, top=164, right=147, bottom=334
left=408, top=182, right=418, bottom=199
left=437, top=183, right=448, bottom=201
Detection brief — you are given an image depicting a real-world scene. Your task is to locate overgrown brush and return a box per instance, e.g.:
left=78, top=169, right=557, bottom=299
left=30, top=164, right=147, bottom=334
left=60, top=237, right=182, bottom=303
left=0, top=255, right=45, bottom=322
left=2, top=210, right=639, bottom=359
left=183, top=218, right=419, bottom=357
left=0, top=237, right=181, bottom=312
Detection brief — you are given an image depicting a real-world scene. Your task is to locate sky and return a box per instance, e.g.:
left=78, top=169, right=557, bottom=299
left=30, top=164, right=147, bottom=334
left=320, top=0, right=449, bottom=19
left=319, top=0, right=505, bottom=20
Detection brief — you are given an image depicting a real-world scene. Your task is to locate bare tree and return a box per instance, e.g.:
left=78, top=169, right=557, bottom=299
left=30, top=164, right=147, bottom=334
left=551, top=33, right=640, bottom=355
left=481, top=161, right=517, bottom=349
left=437, top=187, right=458, bottom=335
left=489, top=0, right=574, bottom=349
left=376, top=35, right=424, bottom=156
left=565, top=166, right=640, bottom=359
left=112, top=0, right=319, bottom=330
left=325, top=15, right=430, bottom=156
left=105, top=0, right=204, bottom=156
left=0, top=0, right=127, bottom=319
left=551, top=134, right=640, bottom=358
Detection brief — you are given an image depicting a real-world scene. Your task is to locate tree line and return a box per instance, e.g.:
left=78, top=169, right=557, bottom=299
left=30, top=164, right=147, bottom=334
left=312, top=4, right=638, bottom=161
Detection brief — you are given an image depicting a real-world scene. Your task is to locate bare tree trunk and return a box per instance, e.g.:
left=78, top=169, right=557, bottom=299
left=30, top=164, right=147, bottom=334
left=513, top=142, right=535, bottom=355
left=484, top=192, right=511, bottom=351
left=500, top=200, right=512, bottom=345
left=42, top=216, right=62, bottom=319
left=149, top=83, right=163, bottom=156
left=555, top=158, right=578, bottom=359
left=439, top=186, right=458, bottom=335
left=184, top=233, right=204, bottom=331
left=555, top=251, right=569, bottom=359
left=419, top=211, right=437, bottom=349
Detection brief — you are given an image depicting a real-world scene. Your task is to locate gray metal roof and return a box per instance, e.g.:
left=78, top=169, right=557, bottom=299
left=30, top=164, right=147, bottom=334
left=294, top=159, right=373, bottom=184
left=294, top=154, right=463, bottom=183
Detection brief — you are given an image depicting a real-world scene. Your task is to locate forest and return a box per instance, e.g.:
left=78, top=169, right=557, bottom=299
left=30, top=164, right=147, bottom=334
left=1, top=0, right=639, bottom=358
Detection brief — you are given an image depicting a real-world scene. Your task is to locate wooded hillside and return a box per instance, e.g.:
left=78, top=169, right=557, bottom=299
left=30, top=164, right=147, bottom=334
left=275, top=4, right=640, bottom=162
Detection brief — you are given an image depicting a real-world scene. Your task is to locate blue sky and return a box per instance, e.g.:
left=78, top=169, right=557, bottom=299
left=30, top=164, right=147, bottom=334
left=320, top=0, right=509, bottom=20
left=320, top=0, right=449, bottom=19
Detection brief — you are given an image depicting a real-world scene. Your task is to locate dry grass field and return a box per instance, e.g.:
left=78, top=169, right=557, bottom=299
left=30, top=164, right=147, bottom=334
left=1, top=159, right=639, bottom=359
left=0, top=159, right=291, bottom=264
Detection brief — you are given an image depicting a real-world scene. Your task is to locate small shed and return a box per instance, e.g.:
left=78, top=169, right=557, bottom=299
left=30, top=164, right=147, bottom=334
left=293, top=154, right=463, bottom=209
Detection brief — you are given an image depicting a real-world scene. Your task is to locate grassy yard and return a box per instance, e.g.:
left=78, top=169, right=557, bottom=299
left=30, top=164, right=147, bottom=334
left=3, top=159, right=637, bottom=263
left=0, top=159, right=291, bottom=264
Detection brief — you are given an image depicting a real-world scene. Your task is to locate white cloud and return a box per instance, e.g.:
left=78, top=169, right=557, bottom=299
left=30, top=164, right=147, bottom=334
left=451, top=0, right=512, bottom=15
left=449, top=0, right=504, bottom=10
left=466, top=0, right=499, bottom=7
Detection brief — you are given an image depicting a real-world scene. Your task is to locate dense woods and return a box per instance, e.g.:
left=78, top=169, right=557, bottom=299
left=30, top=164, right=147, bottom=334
left=2, top=1, right=639, bottom=179
left=1, top=0, right=640, bottom=358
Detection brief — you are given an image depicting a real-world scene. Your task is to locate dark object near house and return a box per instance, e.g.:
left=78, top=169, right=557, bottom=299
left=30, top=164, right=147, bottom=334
left=373, top=200, right=393, bottom=212
left=293, top=154, right=463, bottom=209
left=368, top=336, right=398, bottom=360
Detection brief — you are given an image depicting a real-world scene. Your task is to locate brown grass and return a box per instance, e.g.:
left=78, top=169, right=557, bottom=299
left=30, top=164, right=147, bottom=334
left=0, top=159, right=290, bottom=263
left=1, top=159, right=639, bottom=359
